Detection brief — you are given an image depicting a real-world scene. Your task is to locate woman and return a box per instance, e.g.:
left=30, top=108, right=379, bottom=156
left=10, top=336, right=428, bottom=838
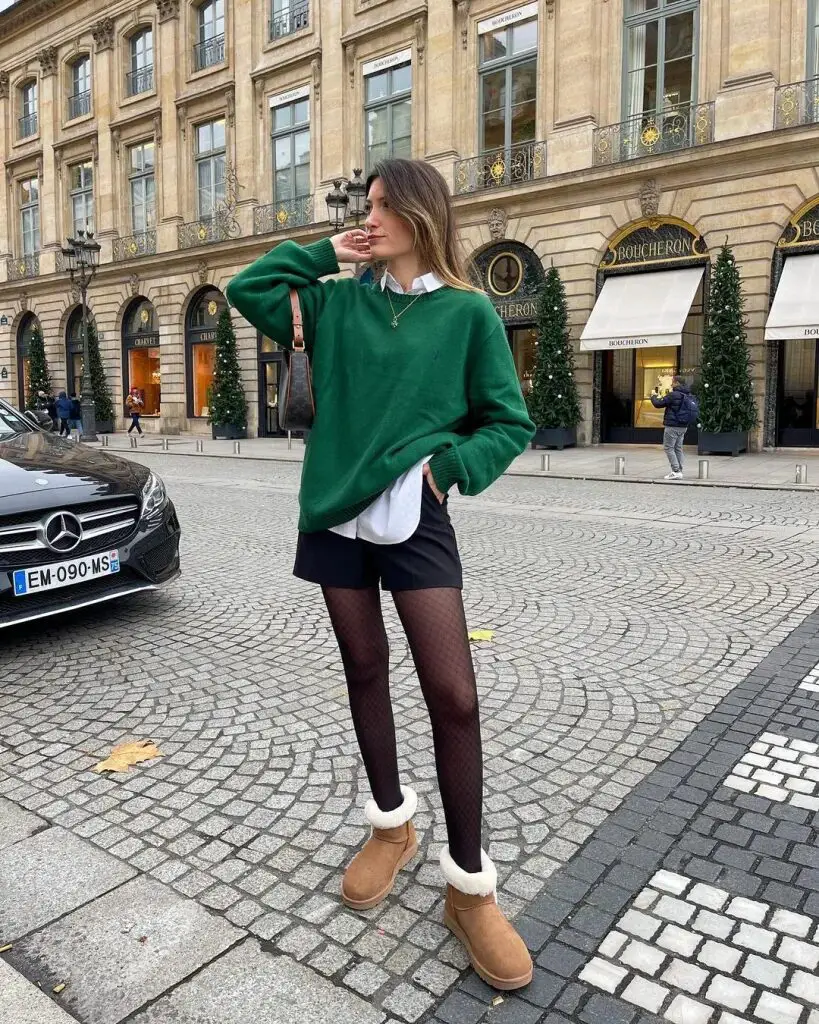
left=227, top=159, right=535, bottom=990
left=126, top=388, right=143, bottom=435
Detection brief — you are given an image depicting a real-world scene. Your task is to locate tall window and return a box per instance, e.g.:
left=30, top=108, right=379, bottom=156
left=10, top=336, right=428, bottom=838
left=195, top=0, right=225, bottom=70
left=270, top=0, right=309, bottom=40
left=196, top=119, right=226, bottom=221
left=128, top=28, right=154, bottom=95
left=20, top=178, right=40, bottom=256
left=69, top=56, right=91, bottom=119
left=810, top=0, right=819, bottom=80
left=365, top=62, right=411, bottom=170
left=129, top=142, right=156, bottom=233
left=623, top=0, right=698, bottom=121
left=272, top=98, right=310, bottom=205
left=478, top=17, right=537, bottom=153
left=69, top=161, right=94, bottom=236
left=19, top=80, right=38, bottom=138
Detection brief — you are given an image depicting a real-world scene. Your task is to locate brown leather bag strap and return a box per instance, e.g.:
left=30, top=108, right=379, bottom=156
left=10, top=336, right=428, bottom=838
left=290, top=288, right=305, bottom=352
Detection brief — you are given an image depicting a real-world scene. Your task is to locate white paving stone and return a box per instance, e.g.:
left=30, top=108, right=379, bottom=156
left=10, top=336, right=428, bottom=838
left=698, top=941, right=742, bottom=973
left=754, top=991, right=803, bottom=1024
left=753, top=769, right=786, bottom=786
left=770, top=909, right=813, bottom=938
left=657, top=925, right=702, bottom=957
left=579, top=957, right=627, bottom=994
left=655, top=896, right=696, bottom=925
left=740, top=953, right=786, bottom=987
left=661, top=958, right=708, bottom=995
left=651, top=871, right=691, bottom=896
left=791, top=739, right=819, bottom=753
left=756, top=783, right=789, bottom=802
left=665, top=994, right=713, bottom=1024
left=787, top=968, right=819, bottom=1003
left=785, top=777, right=815, bottom=793
left=724, top=776, right=755, bottom=793
left=718, top=1015, right=754, bottom=1024
left=726, top=898, right=768, bottom=924
left=620, top=940, right=666, bottom=975
left=621, top=976, right=668, bottom=1014
left=791, top=793, right=819, bottom=811
left=778, top=935, right=819, bottom=969
left=732, top=924, right=775, bottom=953
left=599, top=931, right=628, bottom=958
left=705, top=975, right=754, bottom=1013
left=634, top=889, right=659, bottom=911
left=693, top=910, right=735, bottom=940
left=620, top=910, right=662, bottom=940
left=688, top=885, right=729, bottom=911
left=760, top=733, right=789, bottom=745
left=744, top=753, right=773, bottom=768
left=771, top=746, right=800, bottom=762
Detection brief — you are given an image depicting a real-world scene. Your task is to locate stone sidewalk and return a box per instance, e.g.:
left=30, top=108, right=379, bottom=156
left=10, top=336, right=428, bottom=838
left=90, top=433, right=819, bottom=491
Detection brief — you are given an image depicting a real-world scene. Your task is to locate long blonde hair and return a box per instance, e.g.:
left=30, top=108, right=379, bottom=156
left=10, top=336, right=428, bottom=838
left=365, top=159, right=481, bottom=292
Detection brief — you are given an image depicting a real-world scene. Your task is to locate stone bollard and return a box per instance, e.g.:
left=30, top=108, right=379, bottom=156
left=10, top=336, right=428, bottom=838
left=196, top=439, right=204, bottom=453
left=698, top=459, right=710, bottom=480
left=796, top=463, right=808, bottom=485
left=129, top=435, right=137, bottom=449
left=101, top=434, right=109, bottom=448
left=161, top=438, right=170, bottom=452
left=287, top=431, right=292, bottom=450
left=614, top=456, right=626, bottom=476
left=233, top=440, right=241, bottom=455
left=540, top=453, right=550, bottom=472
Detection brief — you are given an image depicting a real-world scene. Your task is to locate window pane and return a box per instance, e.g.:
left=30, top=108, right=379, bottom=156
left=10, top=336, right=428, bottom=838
left=392, top=134, right=412, bottom=160
left=197, top=123, right=211, bottom=154
left=275, top=166, right=293, bottom=201
left=391, top=63, right=411, bottom=94
left=625, top=0, right=659, bottom=13
left=634, top=347, right=678, bottom=427
left=480, top=29, right=508, bottom=65
left=295, top=161, right=310, bottom=198
left=293, top=99, right=309, bottom=124
left=512, top=20, right=537, bottom=55
left=665, top=12, right=694, bottom=61
left=129, top=348, right=161, bottom=416
left=366, top=70, right=389, bottom=102
left=781, top=340, right=818, bottom=429
left=814, top=23, right=819, bottom=79
left=367, top=106, right=389, bottom=149
left=145, top=177, right=156, bottom=227
left=143, top=141, right=155, bottom=169
left=192, top=343, right=216, bottom=418
left=198, top=160, right=213, bottom=217
left=212, top=119, right=226, bottom=151
left=626, top=21, right=659, bottom=116
left=481, top=68, right=506, bottom=116
left=663, top=12, right=694, bottom=108
left=274, top=105, right=293, bottom=131
left=391, top=99, right=412, bottom=146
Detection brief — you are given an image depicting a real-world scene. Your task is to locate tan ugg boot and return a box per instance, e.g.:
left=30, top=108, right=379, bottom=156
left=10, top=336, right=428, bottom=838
left=441, top=847, right=533, bottom=991
left=341, top=786, right=419, bottom=911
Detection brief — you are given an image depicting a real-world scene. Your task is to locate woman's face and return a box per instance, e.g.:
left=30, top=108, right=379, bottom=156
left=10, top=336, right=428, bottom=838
left=364, top=178, right=414, bottom=261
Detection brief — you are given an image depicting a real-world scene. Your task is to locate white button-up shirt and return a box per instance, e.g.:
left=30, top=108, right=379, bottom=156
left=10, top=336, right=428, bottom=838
left=329, top=270, right=443, bottom=545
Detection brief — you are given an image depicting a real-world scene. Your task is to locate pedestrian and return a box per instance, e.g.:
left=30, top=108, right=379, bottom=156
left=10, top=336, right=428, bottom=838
left=227, top=158, right=535, bottom=991
left=125, top=388, right=143, bottom=435
left=650, top=375, right=698, bottom=480
left=45, top=392, right=58, bottom=431
left=69, top=393, right=83, bottom=438
left=55, top=390, right=72, bottom=437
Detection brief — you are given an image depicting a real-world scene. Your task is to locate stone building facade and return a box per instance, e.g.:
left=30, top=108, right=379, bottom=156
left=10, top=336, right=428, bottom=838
left=1, top=0, right=819, bottom=447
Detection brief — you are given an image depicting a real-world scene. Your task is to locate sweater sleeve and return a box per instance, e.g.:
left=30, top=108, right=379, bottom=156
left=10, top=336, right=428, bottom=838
left=429, top=319, right=535, bottom=496
left=225, top=237, right=341, bottom=353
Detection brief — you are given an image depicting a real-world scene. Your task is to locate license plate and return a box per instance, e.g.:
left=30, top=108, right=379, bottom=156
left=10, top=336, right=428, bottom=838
left=13, top=551, right=120, bottom=597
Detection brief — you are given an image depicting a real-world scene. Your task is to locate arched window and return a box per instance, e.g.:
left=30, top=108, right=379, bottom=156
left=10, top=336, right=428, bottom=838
left=195, top=0, right=225, bottom=71
left=17, top=313, right=39, bottom=408
left=123, top=298, right=160, bottom=416
left=68, top=55, right=91, bottom=120
left=128, top=27, right=154, bottom=95
left=18, top=79, right=38, bottom=139
left=66, top=306, right=95, bottom=398
left=186, top=288, right=225, bottom=418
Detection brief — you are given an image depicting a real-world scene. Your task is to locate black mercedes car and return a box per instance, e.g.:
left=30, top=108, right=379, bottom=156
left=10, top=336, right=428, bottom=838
left=0, top=399, right=180, bottom=629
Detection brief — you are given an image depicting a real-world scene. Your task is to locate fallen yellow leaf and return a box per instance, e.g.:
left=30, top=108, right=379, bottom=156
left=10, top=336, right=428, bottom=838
left=492, top=995, right=504, bottom=1006
left=0, top=943, right=12, bottom=953
left=53, top=983, right=66, bottom=994
left=468, top=629, right=495, bottom=643
left=93, top=740, right=163, bottom=774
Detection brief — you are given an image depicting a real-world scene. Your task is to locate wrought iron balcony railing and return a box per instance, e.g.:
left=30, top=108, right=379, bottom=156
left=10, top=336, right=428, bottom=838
left=193, top=34, right=225, bottom=72
left=113, top=231, right=156, bottom=262
left=68, top=90, right=91, bottom=119
left=254, top=195, right=313, bottom=234
left=18, top=112, right=38, bottom=139
left=127, top=66, right=154, bottom=96
left=7, top=254, right=39, bottom=280
left=270, top=1, right=309, bottom=40
left=453, top=140, right=546, bottom=195
left=594, top=103, right=714, bottom=166
left=178, top=209, right=240, bottom=249
left=775, top=78, right=819, bottom=130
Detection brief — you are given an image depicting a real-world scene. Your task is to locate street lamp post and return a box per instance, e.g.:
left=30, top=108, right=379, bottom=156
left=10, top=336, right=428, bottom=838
left=61, top=229, right=101, bottom=442
left=325, top=169, right=367, bottom=230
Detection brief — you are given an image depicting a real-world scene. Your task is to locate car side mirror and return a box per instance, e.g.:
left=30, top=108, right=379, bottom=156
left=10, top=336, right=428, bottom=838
left=25, top=409, right=51, bottom=430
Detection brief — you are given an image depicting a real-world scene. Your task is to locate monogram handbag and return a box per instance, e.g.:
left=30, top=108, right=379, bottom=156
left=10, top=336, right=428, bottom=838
left=278, top=288, right=315, bottom=432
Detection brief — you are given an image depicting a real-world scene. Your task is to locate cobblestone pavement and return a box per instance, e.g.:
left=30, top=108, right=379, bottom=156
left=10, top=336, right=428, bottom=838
left=2, top=458, right=819, bottom=1023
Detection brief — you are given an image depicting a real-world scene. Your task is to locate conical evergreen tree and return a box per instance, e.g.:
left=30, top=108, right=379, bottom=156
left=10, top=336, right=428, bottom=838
left=26, top=323, right=52, bottom=408
left=528, top=264, right=582, bottom=430
left=86, top=321, right=115, bottom=423
left=209, top=307, right=247, bottom=429
left=699, top=243, right=758, bottom=433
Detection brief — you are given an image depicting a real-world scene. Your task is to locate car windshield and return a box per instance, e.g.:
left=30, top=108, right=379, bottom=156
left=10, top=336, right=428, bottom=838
left=0, top=402, right=34, bottom=439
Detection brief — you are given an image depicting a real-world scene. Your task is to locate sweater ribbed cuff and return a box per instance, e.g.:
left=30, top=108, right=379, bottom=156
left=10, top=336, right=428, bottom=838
left=429, top=447, right=465, bottom=496
left=304, top=237, right=340, bottom=278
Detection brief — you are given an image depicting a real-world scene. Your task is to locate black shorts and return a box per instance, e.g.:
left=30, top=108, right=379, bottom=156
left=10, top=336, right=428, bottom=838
left=294, top=479, right=463, bottom=591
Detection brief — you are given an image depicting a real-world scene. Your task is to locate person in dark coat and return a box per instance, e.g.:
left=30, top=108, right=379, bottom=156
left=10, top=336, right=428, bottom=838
left=55, top=391, right=73, bottom=437
left=650, top=375, right=692, bottom=480
left=45, top=393, right=58, bottom=431
left=69, top=393, right=83, bottom=438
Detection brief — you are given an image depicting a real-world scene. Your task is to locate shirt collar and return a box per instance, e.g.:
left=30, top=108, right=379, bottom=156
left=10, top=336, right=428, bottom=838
left=380, top=270, right=444, bottom=295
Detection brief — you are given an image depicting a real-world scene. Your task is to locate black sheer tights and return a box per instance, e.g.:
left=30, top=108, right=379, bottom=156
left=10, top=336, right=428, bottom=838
left=322, top=586, right=483, bottom=874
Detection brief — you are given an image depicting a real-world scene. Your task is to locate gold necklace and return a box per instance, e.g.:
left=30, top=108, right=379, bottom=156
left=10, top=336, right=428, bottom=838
left=385, top=289, right=424, bottom=329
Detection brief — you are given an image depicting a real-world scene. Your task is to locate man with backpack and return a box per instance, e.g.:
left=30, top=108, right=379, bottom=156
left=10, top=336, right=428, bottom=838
left=650, top=375, right=699, bottom=480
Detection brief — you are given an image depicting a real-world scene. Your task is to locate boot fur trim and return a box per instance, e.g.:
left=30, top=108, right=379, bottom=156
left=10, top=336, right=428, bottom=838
left=440, top=846, right=497, bottom=897
left=365, top=786, right=417, bottom=830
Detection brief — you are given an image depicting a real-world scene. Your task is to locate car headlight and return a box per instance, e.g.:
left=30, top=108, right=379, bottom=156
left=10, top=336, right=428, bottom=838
left=141, top=471, right=168, bottom=519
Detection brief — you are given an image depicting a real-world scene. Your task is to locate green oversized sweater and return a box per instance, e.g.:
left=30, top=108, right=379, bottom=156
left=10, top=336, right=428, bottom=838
left=226, top=238, right=535, bottom=533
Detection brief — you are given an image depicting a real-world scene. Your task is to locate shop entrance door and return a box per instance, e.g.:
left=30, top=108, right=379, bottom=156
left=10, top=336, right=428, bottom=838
left=602, top=347, right=698, bottom=445
left=258, top=355, right=284, bottom=437
left=777, top=339, right=819, bottom=446
left=505, top=325, right=537, bottom=395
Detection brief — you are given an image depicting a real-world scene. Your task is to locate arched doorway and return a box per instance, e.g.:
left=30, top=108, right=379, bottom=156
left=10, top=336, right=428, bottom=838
left=469, top=240, right=546, bottom=395
left=581, top=217, right=709, bottom=444
left=66, top=306, right=94, bottom=399
left=122, top=298, right=160, bottom=417
left=16, top=313, right=39, bottom=408
left=185, top=288, right=225, bottom=419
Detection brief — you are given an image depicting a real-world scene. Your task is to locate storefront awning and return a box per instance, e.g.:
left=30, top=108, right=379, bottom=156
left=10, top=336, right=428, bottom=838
left=765, top=254, right=819, bottom=341
left=579, top=267, right=704, bottom=352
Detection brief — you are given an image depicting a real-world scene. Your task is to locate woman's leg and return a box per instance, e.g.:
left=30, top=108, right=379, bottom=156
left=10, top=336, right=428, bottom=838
left=392, top=587, right=483, bottom=873
left=322, top=586, right=402, bottom=812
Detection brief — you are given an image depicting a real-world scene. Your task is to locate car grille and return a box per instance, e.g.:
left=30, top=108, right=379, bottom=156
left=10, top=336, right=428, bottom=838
left=0, top=497, right=141, bottom=568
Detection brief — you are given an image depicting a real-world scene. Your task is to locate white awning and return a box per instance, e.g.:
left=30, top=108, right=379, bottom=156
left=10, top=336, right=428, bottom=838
left=765, top=253, right=819, bottom=341
left=579, top=267, right=704, bottom=352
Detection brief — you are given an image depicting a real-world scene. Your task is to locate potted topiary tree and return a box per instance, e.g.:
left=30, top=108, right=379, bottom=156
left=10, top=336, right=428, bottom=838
left=698, top=243, right=758, bottom=456
left=209, top=307, right=247, bottom=440
left=528, top=264, right=582, bottom=450
left=87, top=321, right=115, bottom=433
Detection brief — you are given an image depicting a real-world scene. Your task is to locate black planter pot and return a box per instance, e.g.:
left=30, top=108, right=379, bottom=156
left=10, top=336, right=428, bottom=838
left=211, top=424, right=247, bottom=441
left=697, top=430, right=748, bottom=457
left=531, top=426, right=577, bottom=451
left=95, top=420, right=114, bottom=434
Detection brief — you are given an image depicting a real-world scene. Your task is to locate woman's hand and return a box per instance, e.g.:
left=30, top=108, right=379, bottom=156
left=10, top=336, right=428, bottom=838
left=330, top=229, right=371, bottom=264
left=423, top=464, right=446, bottom=504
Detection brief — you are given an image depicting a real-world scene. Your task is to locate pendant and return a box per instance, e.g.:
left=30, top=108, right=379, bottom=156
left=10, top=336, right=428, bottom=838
left=391, top=316, right=399, bottom=329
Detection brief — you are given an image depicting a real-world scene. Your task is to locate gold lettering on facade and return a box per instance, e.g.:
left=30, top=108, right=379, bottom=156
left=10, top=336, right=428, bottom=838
left=615, top=238, right=693, bottom=263
left=801, top=218, right=819, bottom=240
left=495, top=300, right=537, bottom=320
